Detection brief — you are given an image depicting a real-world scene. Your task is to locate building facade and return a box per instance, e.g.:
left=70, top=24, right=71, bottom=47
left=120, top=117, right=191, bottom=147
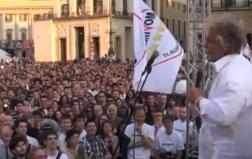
left=212, top=0, right=252, bottom=45
left=0, top=0, right=53, bottom=58
left=33, top=0, right=169, bottom=62
left=160, top=0, right=186, bottom=48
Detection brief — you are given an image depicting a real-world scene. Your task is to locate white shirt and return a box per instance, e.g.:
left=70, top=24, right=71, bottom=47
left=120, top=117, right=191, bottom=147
left=88, top=89, right=99, bottom=96
left=199, top=54, right=252, bottom=159
left=59, top=132, right=66, bottom=151
left=125, top=123, right=154, bottom=159
left=154, top=129, right=184, bottom=154
left=27, top=135, right=39, bottom=147
left=173, top=119, right=194, bottom=144
left=151, top=125, right=165, bottom=157
left=47, top=150, right=69, bottom=159
left=152, top=125, right=165, bottom=138
left=79, top=129, right=87, bottom=142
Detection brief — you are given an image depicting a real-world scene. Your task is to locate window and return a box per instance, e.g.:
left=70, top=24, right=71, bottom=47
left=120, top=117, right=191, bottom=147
left=166, top=0, right=169, bottom=7
left=178, top=3, right=180, bottom=10
left=112, top=0, right=116, bottom=14
left=184, top=21, right=186, bottom=39
left=223, top=0, right=236, bottom=8
left=20, top=28, right=27, bottom=40
left=123, top=0, right=128, bottom=15
left=93, top=0, right=103, bottom=14
left=5, top=14, right=13, bottom=22
left=19, top=14, right=27, bottom=22
left=172, top=2, right=175, bottom=8
left=6, top=29, right=13, bottom=41
left=61, top=4, right=69, bottom=16
left=166, top=19, right=169, bottom=28
left=34, top=14, right=41, bottom=20
left=178, top=20, right=181, bottom=38
left=77, top=0, right=86, bottom=15
left=42, top=14, right=47, bottom=19
left=182, top=5, right=186, bottom=12
left=172, top=19, right=175, bottom=34
left=152, top=0, right=155, bottom=11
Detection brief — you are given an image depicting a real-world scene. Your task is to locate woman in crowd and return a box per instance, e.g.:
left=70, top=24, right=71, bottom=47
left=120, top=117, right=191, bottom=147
left=97, top=114, right=109, bottom=133
left=100, top=121, right=119, bottom=157
left=65, top=129, right=80, bottom=159
left=9, top=133, right=30, bottom=159
left=82, top=120, right=111, bottom=159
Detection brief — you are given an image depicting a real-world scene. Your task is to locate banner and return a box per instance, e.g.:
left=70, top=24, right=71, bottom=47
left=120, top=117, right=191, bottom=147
left=133, top=0, right=184, bottom=93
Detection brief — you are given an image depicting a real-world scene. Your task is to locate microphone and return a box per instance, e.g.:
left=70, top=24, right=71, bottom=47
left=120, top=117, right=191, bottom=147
left=142, top=50, right=159, bottom=75
left=195, top=70, right=203, bottom=88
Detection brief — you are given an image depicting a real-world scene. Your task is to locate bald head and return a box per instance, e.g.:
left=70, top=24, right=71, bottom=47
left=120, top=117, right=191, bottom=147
left=0, top=125, right=12, bottom=145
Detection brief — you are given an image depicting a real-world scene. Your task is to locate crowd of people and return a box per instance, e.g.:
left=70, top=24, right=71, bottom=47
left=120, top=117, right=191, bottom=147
left=0, top=57, right=193, bottom=159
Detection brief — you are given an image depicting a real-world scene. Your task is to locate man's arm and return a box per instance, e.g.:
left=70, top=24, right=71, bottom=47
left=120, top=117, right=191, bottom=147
left=142, top=134, right=154, bottom=148
left=128, top=140, right=144, bottom=149
left=189, top=82, right=244, bottom=126
left=127, top=134, right=153, bottom=149
left=125, top=124, right=143, bottom=150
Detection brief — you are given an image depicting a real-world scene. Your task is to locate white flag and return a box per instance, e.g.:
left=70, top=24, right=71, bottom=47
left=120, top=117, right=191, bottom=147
left=133, top=0, right=184, bottom=93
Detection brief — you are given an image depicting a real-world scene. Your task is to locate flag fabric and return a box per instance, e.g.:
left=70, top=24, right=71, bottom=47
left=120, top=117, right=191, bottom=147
left=133, top=0, right=184, bottom=93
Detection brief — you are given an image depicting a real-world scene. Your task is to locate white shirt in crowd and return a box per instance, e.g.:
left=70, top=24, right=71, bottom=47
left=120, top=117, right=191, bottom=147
left=47, top=150, right=69, bottom=159
left=59, top=132, right=66, bottom=151
left=79, top=129, right=87, bottom=142
left=154, top=129, right=184, bottom=154
left=125, top=123, right=154, bottom=159
left=88, top=89, right=99, bottom=96
left=27, top=135, right=39, bottom=147
left=151, top=126, right=165, bottom=157
left=199, top=54, right=252, bottom=159
left=173, top=119, right=194, bottom=144
left=152, top=126, right=165, bottom=138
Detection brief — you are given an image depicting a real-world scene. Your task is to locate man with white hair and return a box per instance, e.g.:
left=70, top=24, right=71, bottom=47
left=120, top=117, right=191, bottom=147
left=189, top=14, right=252, bottom=159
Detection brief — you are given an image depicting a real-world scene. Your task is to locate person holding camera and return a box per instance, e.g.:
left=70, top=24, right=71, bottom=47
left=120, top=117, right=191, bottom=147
left=154, top=115, right=184, bottom=159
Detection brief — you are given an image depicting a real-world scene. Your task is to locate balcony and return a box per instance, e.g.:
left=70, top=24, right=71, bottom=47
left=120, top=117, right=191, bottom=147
left=212, top=0, right=252, bottom=10
left=34, top=10, right=111, bottom=21
left=112, top=11, right=132, bottom=18
left=0, top=40, right=33, bottom=50
left=34, top=13, right=55, bottom=21
left=33, top=10, right=132, bottom=21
